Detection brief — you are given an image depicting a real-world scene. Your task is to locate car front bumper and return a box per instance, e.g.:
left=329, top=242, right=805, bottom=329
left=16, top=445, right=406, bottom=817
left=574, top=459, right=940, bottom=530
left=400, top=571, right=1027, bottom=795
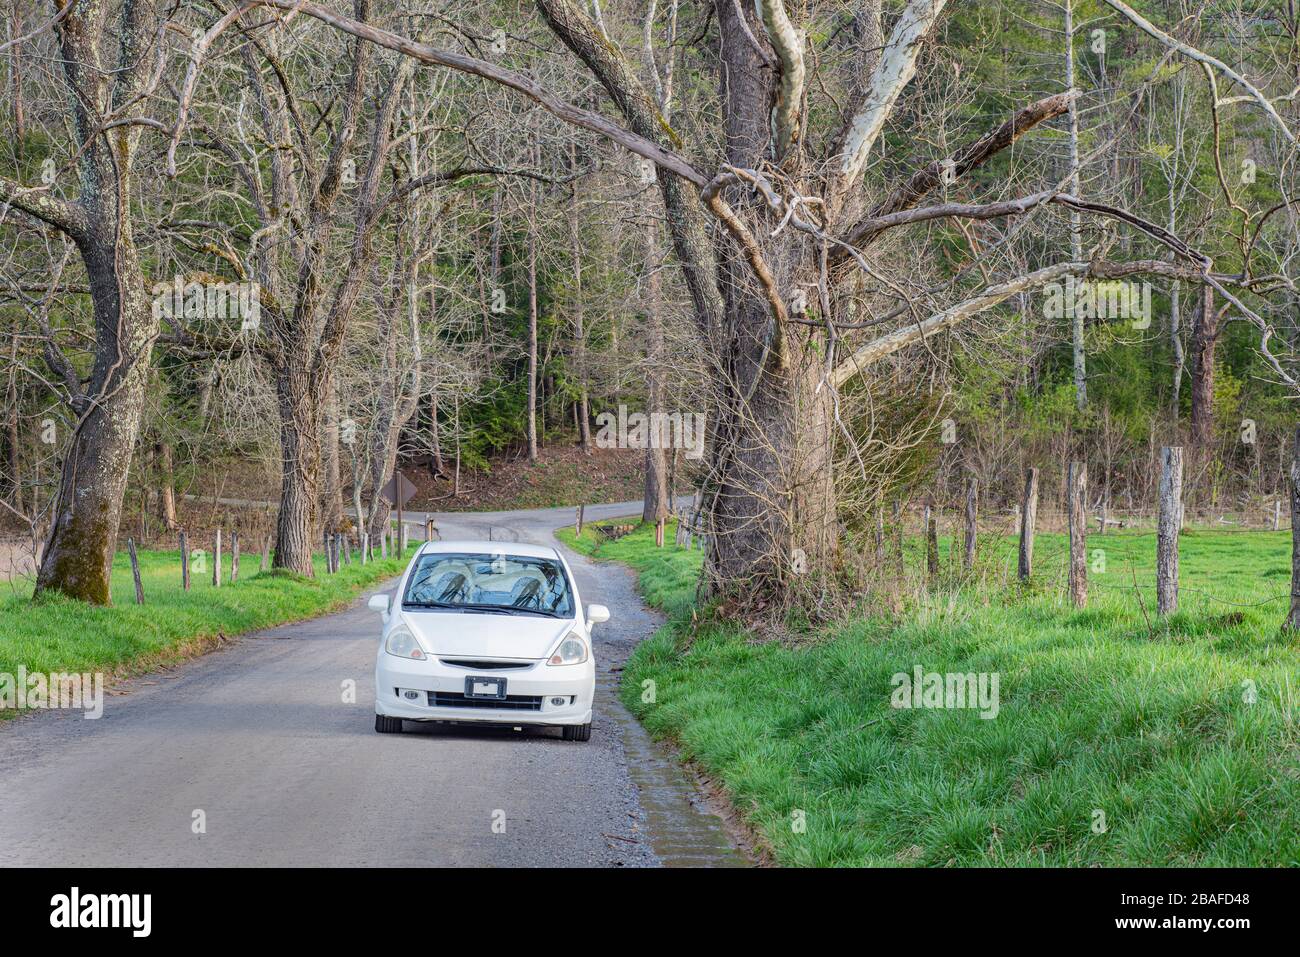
left=375, top=653, right=594, bottom=726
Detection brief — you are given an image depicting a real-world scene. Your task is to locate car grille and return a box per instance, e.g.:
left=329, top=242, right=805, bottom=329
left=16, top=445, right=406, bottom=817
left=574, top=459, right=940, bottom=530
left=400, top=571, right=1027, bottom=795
left=428, top=691, right=543, bottom=711
left=437, top=658, right=533, bottom=671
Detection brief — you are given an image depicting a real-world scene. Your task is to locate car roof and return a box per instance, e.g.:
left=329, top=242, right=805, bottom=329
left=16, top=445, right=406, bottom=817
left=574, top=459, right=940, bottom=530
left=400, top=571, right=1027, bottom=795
left=415, top=540, right=562, bottom=561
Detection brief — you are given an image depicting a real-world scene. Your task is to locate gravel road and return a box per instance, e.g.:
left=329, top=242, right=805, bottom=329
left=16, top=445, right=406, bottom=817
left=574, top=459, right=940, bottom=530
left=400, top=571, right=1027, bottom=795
left=0, top=502, right=742, bottom=867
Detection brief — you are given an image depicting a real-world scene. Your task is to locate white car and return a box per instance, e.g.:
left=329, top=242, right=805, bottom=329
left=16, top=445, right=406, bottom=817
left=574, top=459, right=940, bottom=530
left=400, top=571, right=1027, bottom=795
left=369, top=540, right=607, bottom=741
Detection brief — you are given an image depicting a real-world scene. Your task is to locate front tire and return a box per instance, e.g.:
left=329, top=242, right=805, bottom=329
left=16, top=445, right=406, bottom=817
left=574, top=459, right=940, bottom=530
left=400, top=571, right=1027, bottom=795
left=375, top=713, right=404, bottom=734
left=562, top=722, right=592, bottom=742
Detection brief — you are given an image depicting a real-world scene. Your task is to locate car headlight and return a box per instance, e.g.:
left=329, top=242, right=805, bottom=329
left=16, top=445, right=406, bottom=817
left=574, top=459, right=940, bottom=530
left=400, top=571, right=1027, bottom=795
left=548, top=632, right=589, bottom=666
left=385, top=625, right=428, bottom=660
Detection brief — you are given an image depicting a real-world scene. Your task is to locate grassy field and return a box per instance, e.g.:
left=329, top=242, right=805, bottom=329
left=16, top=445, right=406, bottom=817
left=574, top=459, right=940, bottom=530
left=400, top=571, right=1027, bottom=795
left=557, top=521, right=1300, bottom=866
left=0, top=546, right=414, bottom=715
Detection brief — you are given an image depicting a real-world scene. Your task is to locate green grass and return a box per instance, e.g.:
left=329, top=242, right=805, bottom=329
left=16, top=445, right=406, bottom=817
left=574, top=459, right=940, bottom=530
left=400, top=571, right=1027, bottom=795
left=0, top=546, right=415, bottom=713
left=559, top=520, right=1300, bottom=866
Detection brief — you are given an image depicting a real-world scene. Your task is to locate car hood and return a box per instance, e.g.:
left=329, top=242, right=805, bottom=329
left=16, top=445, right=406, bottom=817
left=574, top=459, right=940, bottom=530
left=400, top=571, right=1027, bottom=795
left=400, top=609, right=573, bottom=660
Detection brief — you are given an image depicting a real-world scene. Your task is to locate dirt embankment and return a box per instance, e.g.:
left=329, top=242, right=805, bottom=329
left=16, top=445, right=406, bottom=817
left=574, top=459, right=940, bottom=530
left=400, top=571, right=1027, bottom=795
left=407, top=445, right=649, bottom=512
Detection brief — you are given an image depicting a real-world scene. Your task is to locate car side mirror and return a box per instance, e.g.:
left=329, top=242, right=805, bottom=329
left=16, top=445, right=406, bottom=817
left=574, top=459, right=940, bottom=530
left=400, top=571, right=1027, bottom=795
left=368, top=593, right=390, bottom=617
left=586, top=603, right=610, bottom=625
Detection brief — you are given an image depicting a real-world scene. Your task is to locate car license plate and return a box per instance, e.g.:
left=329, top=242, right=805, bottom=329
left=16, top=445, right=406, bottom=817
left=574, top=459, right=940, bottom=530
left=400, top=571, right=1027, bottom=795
left=466, top=676, right=506, bottom=700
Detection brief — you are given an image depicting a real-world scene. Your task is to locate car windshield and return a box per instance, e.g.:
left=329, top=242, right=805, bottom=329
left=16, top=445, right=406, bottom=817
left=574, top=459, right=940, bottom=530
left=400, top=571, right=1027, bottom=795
left=402, top=552, right=574, bottom=617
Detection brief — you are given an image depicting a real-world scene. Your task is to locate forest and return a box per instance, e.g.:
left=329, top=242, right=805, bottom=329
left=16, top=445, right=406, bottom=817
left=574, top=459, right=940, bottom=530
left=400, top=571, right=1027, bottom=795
left=5, top=1, right=1300, bottom=625
left=4, top=0, right=1300, bottom=878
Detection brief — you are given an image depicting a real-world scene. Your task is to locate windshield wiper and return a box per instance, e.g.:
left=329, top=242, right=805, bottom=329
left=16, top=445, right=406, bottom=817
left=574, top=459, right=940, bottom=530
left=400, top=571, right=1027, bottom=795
left=464, top=602, right=562, bottom=617
left=505, top=606, right=563, bottom=618
left=402, top=600, right=514, bottom=615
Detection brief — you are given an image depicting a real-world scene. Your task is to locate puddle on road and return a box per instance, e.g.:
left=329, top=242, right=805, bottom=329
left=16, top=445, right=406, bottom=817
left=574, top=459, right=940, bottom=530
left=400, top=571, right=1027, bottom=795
left=597, top=668, right=745, bottom=867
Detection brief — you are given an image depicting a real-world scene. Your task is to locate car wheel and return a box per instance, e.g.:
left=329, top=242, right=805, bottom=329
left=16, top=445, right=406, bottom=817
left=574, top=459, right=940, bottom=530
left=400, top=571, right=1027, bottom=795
left=375, top=713, right=404, bottom=734
left=562, top=722, right=592, bottom=742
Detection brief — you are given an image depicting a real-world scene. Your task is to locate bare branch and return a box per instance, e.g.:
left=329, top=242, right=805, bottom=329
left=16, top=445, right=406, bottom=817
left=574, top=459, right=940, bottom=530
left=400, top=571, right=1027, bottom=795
left=839, top=90, right=1075, bottom=251
left=833, top=0, right=949, bottom=187
left=0, top=175, right=87, bottom=240
left=1102, top=0, right=1297, bottom=145
left=246, top=0, right=708, bottom=185
left=755, top=0, right=806, bottom=160
left=168, top=3, right=255, bottom=177
left=830, top=262, right=1081, bottom=387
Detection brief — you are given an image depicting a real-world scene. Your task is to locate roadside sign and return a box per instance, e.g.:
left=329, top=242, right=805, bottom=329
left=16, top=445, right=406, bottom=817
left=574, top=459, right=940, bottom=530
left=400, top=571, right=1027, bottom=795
left=379, top=471, right=418, bottom=509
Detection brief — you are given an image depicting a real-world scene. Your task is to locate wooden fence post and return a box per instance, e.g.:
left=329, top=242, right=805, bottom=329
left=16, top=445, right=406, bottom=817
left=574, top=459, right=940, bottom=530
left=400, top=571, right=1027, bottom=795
left=127, top=537, right=144, bottom=605
left=361, top=532, right=369, bottom=564
left=180, top=530, right=190, bottom=590
left=963, top=477, right=977, bottom=572
left=575, top=504, right=584, bottom=538
left=1018, top=468, right=1038, bottom=581
left=343, top=533, right=351, bottom=565
left=212, top=528, right=222, bottom=588
left=655, top=516, right=665, bottom=547
left=1067, top=460, right=1087, bottom=608
left=230, top=530, right=239, bottom=583
left=260, top=533, right=271, bottom=572
left=1157, top=446, right=1183, bottom=616
left=1274, top=500, right=1282, bottom=531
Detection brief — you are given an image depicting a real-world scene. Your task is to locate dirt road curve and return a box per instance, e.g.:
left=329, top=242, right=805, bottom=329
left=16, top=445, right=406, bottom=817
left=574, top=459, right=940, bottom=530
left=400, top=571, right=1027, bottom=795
left=0, top=502, right=742, bottom=867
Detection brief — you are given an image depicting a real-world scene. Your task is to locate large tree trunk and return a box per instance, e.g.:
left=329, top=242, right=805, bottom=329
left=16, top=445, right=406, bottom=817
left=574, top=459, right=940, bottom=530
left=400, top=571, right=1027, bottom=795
left=535, top=0, right=833, bottom=597
left=704, top=1, right=837, bottom=593
left=24, top=0, right=161, bottom=605
left=36, top=245, right=157, bottom=604
left=272, top=362, right=321, bottom=575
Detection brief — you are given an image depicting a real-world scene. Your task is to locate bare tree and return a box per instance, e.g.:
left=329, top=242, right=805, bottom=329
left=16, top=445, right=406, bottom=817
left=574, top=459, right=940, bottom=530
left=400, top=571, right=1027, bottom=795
left=0, top=0, right=165, bottom=603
